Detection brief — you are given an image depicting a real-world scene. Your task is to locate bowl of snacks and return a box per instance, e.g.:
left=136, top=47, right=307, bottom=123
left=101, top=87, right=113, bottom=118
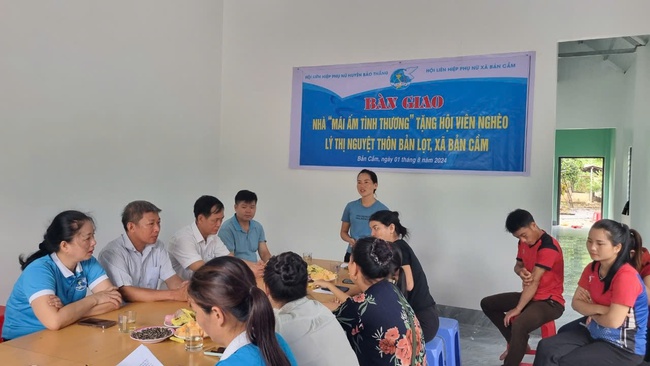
left=130, top=326, right=173, bottom=343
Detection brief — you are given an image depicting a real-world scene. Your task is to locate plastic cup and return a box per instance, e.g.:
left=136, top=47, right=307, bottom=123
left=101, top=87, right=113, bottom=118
left=302, top=252, right=313, bottom=264
left=330, top=263, right=341, bottom=280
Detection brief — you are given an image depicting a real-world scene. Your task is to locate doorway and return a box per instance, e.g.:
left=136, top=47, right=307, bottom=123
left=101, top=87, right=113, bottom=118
left=558, top=157, right=604, bottom=228
left=553, top=129, right=614, bottom=299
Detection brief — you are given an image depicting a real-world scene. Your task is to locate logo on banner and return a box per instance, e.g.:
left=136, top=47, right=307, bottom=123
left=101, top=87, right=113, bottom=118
left=390, top=67, right=417, bottom=90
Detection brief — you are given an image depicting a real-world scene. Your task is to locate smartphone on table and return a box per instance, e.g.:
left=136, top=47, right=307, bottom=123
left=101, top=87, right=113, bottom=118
left=78, top=318, right=117, bottom=329
left=342, top=278, right=354, bottom=285
left=204, top=346, right=227, bottom=357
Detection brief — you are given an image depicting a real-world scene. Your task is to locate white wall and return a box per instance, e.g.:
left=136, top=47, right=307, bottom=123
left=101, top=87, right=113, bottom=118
left=1, top=0, right=649, bottom=309
left=557, top=57, right=630, bottom=131
left=0, top=1, right=224, bottom=301
left=219, top=0, right=650, bottom=309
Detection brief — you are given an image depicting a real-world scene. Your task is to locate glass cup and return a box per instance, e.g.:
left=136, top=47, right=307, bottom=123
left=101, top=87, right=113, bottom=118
left=302, top=252, right=313, bottom=264
left=118, top=310, right=137, bottom=333
left=184, top=328, right=204, bottom=352
left=330, top=263, right=341, bottom=281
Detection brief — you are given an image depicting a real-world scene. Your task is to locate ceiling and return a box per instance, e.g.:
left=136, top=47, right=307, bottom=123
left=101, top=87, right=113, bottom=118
left=558, top=35, right=649, bottom=73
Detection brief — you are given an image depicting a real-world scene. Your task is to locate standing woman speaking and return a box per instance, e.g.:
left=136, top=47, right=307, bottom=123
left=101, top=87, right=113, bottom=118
left=340, top=169, right=389, bottom=263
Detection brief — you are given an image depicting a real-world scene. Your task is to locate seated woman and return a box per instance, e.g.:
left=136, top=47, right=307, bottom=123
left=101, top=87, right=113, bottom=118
left=315, top=237, right=426, bottom=366
left=559, top=228, right=647, bottom=331
left=369, top=210, right=440, bottom=342
left=533, top=219, right=648, bottom=366
left=2, top=211, right=122, bottom=340
left=188, top=256, right=297, bottom=366
left=262, top=252, right=358, bottom=366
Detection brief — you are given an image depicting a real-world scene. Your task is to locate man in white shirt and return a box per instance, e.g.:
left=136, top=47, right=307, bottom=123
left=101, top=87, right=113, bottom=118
left=98, top=200, right=187, bottom=302
left=168, top=195, right=232, bottom=280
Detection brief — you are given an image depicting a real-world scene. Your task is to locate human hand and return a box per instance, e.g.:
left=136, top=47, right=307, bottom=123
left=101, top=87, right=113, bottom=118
left=348, top=238, right=356, bottom=247
left=575, top=287, right=592, bottom=303
left=313, top=280, right=334, bottom=290
left=48, top=295, right=63, bottom=309
left=519, top=268, right=533, bottom=286
left=585, top=316, right=592, bottom=326
left=92, top=287, right=122, bottom=308
left=253, top=261, right=266, bottom=278
left=173, top=281, right=189, bottom=301
left=504, top=307, right=522, bottom=327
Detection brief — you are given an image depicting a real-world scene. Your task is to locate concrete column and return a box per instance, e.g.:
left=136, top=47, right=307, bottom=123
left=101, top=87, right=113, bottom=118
left=630, top=45, right=650, bottom=233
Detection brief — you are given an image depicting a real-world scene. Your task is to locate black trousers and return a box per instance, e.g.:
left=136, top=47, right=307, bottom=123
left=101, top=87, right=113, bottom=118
left=533, top=328, right=643, bottom=366
left=480, top=292, right=564, bottom=366
left=417, top=305, right=440, bottom=343
left=559, top=316, right=650, bottom=361
left=557, top=316, right=587, bottom=334
left=343, top=252, right=351, bottom=263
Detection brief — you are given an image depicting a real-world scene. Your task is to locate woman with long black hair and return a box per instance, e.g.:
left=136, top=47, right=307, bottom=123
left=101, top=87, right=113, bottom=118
left=369, top=210, right=439, bottom=342
left=188, top=256, right=297, bottom=366
left=2, top=210, right=121, bottom=340
left=533, top=219, right=648, bottom=366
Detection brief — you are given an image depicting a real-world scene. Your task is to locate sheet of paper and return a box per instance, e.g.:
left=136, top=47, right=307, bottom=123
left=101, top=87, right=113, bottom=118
left=117, top=344, right=164, bottom=366
left=313, top=288, right=333, bottom=294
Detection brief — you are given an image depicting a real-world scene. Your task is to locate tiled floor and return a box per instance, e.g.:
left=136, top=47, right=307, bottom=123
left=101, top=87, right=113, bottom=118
left=451, top=298, right=581, bottom=366
left=459, top=322, right=540, bottom=366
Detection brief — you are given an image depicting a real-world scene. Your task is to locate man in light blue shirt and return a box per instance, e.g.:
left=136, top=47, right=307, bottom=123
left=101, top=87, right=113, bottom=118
left=218, top=190, right=271, bottom=277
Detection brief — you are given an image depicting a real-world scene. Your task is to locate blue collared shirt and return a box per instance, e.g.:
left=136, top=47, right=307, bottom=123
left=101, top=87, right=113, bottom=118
left=3, top=253, right=108, bottom=340
left=218, top=215, right=266, bottom=262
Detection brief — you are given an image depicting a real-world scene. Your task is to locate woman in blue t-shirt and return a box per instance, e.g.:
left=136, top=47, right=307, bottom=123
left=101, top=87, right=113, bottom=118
left=188, top=256, right=297, bottom=366
left=533, top=219, right=648, bottom=366
left=2, top=211, right=122, bottom=340
left=340, top=169, right=389, bottom=262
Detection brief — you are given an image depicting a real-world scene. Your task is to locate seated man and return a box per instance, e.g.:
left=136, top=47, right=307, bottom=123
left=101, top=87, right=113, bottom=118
left=168, top=195, right=232, bottom=280
left=218, top=190, right=271, bottom=277
left=263, top=252, right=358, bottom=366
left=480, top=209, right=565, bottom=366
left=98, top=200, right=187, bottom=302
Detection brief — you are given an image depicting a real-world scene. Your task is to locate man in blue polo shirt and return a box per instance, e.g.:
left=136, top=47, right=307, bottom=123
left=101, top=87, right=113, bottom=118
left=218, top=190, right=271, bottom=277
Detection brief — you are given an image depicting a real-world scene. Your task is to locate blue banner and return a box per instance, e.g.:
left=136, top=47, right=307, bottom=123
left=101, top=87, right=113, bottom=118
left=289, top=52, right=534, bottom=174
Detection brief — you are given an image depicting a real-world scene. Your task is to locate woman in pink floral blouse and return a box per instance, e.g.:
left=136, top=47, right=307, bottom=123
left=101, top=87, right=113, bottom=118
left=315, top=237, right=427, bottom=366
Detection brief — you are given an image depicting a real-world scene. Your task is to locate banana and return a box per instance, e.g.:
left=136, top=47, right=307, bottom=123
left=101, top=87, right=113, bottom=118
left=171, top=308, right=196, bottom=326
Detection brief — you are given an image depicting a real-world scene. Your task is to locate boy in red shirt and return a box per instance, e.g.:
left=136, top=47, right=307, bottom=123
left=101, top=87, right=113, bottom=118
left=480, top=209, right=565, bottom=366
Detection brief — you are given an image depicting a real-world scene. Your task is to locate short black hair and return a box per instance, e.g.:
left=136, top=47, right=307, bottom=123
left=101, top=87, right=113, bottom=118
left=121, top=200, right=161, bottom=231
left=193, top=195, right=224, bottom=219
left=505, top=209, right=535, bottom=234
left=263, top=252, right=307, bottom=304
left=235, top=190, right=257, bottom=204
